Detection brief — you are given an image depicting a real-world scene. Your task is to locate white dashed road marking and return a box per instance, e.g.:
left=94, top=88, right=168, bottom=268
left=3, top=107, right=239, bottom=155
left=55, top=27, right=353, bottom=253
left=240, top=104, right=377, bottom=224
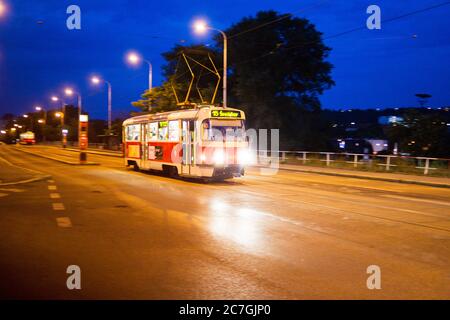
left=56, top=217, right=72, bottom=228
left=48, top=185, right=57, bottom=191
left=50, top=193, right=61, bottom=199
left=52, top=203, right=65, bottom=211
left=47, top=180, right=55, bottom=183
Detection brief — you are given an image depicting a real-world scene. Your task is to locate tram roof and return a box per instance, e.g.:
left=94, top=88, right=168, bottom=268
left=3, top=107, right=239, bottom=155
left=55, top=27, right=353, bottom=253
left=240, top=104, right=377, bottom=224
left=123, top=105, right=244, bottom=126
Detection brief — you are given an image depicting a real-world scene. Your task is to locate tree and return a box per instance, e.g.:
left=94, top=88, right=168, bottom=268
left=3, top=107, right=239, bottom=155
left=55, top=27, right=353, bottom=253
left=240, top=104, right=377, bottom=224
left=131, top=81, right=179, bottom=113
left=384, top=110, right=450, bottom=157
left=220, top=10, right=334, bottom=149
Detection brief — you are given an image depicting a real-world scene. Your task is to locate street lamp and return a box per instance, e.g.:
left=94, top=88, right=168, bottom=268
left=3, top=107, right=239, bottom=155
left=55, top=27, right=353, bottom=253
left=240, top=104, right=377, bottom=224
left=35, top=106, right=47, bottom=142
left=193, top=19, right=228, bottom=107
left=51, top=96, right=67, bottom=147
left=23, top=114, right=28, bottom=118
left=35, top=106, right=47, bottom=123
left=65, top=87, right=82, bottom=118
left=126, top=51, right=153, bottom=93
left=0, top=1, right=7, bottom=17
left=91, top=75, right=112, bottom=131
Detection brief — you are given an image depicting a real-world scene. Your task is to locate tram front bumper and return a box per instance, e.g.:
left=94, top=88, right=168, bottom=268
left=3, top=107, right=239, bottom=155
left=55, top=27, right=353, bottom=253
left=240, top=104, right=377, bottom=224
left=213, top=165, right=245, bottom=178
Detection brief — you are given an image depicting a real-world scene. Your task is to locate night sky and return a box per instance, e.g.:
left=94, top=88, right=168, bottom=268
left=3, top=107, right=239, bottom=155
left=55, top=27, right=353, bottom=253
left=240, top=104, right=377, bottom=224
left=0, top=0, right=449, bottom=120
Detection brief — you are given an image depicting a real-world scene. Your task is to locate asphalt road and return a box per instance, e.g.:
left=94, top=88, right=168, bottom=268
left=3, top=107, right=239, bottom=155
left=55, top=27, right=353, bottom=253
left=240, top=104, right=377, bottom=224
left=0, top=145, right=449, bottom=299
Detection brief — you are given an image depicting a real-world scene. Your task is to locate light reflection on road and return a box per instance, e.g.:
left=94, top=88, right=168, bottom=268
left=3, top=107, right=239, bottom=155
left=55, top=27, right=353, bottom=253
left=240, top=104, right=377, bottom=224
left=208, top=199, right=265, bottom=251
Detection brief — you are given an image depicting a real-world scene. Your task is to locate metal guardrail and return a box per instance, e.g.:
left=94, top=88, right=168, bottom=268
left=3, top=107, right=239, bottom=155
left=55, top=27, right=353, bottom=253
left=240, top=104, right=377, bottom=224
left=257, top=151, right=450, bottom=176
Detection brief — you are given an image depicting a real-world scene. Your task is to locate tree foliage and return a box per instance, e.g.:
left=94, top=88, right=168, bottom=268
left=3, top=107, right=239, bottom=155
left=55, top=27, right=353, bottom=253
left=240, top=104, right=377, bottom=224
left=384, top=110, right=450, bottom=157
left=221, top=10, right=334, bottom=149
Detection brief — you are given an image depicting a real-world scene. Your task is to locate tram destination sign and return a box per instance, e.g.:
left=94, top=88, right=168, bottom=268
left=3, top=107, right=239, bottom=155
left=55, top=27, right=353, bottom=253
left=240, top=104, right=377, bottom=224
left=211, top=110, right=242, bottom=119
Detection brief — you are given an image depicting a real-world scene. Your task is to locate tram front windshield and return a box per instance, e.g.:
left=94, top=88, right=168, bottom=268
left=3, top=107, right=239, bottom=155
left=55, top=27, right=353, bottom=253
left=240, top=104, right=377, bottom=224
left=202, top=119, right=246, bottom=142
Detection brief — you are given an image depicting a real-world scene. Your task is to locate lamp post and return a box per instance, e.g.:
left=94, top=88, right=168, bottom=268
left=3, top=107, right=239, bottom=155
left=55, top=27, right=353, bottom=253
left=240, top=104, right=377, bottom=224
left=193, top=20, right=228, bottom=108
left=54, top=111, right=67, bottom=148
left=126, top=51, right=153, bottom=93
left=35, top=106, right=47, bottom=142
left=91, top=76, right=112, bottom=131
left=23, top=114, right=33, bottom=131
left=65, top=88, right=82, bottom=119
left=51, top=96, right=65, bottom=126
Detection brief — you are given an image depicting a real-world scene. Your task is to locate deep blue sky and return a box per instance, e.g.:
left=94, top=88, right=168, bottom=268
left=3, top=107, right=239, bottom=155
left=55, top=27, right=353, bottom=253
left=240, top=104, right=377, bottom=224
left=0, top=0, right=449, bottom=120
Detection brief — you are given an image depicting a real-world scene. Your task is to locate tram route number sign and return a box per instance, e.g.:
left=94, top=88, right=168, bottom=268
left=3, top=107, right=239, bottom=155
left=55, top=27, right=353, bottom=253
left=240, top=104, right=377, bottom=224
left=211, top=110, right=241, bottom=119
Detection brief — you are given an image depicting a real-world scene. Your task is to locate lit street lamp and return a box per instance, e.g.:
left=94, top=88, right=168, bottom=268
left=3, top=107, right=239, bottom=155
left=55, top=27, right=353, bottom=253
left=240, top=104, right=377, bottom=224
left=52, top=96, right=67, bottom=148
left=65, top=87, right=82, bottom=118
left=0, top=1, right=7, bottom=17
left=193, top=19, right=228, bottom=108
left=35, top=106, right=47, bottom=124
left=35, top=106, right=47, bottom=142
left=126, top=51, right=153, bottom=93
left=51, top=96, right=65, bottom=126
left=91, top=76, right=112, bottom=131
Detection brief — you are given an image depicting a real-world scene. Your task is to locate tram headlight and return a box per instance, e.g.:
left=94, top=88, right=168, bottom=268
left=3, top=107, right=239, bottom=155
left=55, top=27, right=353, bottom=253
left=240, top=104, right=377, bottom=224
left=238, top=149, right=252, bottom=165
left=213, top=149, right=225, bottom=165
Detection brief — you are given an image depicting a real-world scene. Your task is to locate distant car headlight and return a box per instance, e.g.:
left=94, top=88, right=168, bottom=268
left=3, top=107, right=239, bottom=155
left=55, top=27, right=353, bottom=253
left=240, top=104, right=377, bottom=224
left=213, top=149, right=225, bottom=165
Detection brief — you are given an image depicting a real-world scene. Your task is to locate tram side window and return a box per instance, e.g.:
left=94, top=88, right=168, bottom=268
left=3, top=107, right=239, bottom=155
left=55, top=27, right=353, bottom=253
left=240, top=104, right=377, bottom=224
left=158, top=121, right=169, bottom=141
left=147, top=122, right=158, bottom=141
left=168, top=120, right=179, bottom=141
left=126, top=124, right=140, bottom=141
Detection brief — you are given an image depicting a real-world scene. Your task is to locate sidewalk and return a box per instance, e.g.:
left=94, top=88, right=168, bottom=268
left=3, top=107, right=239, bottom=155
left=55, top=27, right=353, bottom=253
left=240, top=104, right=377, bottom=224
left=256, top=163, right=450, bottom=188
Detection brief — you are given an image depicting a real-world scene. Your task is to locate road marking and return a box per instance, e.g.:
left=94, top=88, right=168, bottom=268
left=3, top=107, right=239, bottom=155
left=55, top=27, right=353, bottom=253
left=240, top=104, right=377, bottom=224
left=56, top=217, right=72, bottom=228
left=381, top=194, right=450, bottom=207
left=48, top=185, right=57, bottom=190
left=0, top=188, right=24, bottom=192
left=47, top=179, right=55, bottom=183
left=49, top=193, right=61, bottom=199
left=0, top=193, right=8, bottom=197
left=52, top=203, right=65, bottom=211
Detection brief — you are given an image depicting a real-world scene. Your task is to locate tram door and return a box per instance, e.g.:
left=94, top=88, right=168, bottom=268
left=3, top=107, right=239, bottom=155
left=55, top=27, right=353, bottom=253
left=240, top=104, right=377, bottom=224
left=181, top=120, right=195, bottom=175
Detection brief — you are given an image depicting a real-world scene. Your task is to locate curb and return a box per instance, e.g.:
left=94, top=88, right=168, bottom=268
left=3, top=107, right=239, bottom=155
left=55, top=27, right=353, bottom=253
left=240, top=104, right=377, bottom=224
left=253, top=165, right=450, bottom=189
left=63, top=147, right=122, bottom=158
left=13, top=147, right=100, bottom=166
left=0, top=174, right=52, bottom=186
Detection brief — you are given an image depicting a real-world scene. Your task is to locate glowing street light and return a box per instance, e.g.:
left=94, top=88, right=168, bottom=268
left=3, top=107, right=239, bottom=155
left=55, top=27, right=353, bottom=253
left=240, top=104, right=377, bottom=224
left=127, top=52, right=140, bottom=64
left=193, top=19, right=228, bottom=107
left=35, top=106, right=42, bottom=111
left=193, top=20, right=208, bottom=34
left=0, top=1, right=7, bottom=17
left=91, top=75, right=112, bottom=130
left=126, top=51, right=153, bottom=94
left=91, top=76, right=100, bottom=84
left=38, top=119, right=45, bottom=124
left=51, top=96, right=59, bottom=102
left=23, top=114, right=28, bottom=118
